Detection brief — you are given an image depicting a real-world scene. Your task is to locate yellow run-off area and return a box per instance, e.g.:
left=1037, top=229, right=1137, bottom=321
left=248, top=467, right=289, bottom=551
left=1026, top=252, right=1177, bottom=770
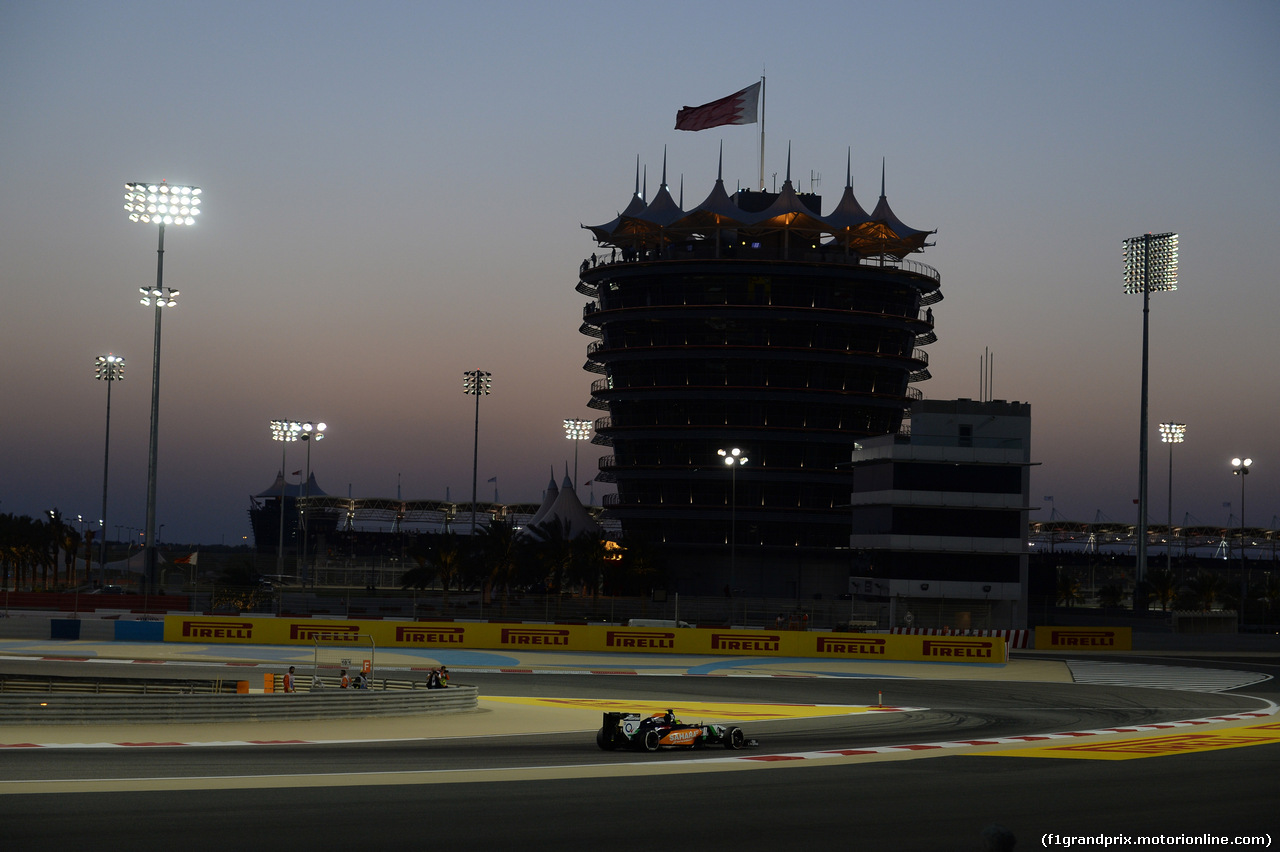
left=987, top=722, right=1280, bottom=760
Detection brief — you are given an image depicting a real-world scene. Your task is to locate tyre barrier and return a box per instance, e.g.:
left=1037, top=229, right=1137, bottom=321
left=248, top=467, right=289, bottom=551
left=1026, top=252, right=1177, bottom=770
left=0, top=682, right=478, bottom=725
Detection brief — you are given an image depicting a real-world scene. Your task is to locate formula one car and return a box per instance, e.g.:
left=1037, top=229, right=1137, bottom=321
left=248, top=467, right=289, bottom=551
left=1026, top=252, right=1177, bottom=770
left=596, top=710, right=755, bottom=752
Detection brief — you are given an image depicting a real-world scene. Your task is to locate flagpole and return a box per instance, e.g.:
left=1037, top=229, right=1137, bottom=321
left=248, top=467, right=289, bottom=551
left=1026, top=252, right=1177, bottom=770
left=758, top=75, right=766, bottom=190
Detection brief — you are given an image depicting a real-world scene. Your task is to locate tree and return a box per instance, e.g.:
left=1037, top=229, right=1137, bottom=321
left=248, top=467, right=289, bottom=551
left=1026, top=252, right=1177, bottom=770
left=1056, top=573, right=1082, bottom=607
left=1185, top=571, right=1224, bottom=612
left=526, top=518, right=575, bottom=595
left=1145, top=566, right=1179, bottom=612
left=615, top=534, right=668, bottom=595
left=1097, top=583, right=1124, bottom=608
left=571, top=531, right=611, bottom=603
left=402, top=532, right=464, bottom=607
left=470, top=520, right=520, bottom=613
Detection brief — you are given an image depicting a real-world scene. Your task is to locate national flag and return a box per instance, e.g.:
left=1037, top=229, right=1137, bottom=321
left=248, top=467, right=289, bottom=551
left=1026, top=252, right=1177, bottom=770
left=173, top=552, right=198, bottom=565
left=292, top=470, right=303, bottom=476
left=675, top=82, right=761, bottom=132
left=487, top=477, right=497, bottom=483
left=1043, top=496, right=1054, bottom=501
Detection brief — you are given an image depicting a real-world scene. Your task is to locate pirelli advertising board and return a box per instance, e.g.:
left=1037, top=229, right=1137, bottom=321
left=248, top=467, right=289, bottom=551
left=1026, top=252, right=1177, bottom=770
left=1034, top=626, right=1132, bottom=651
left=164, top=616, right=1008, bottom=664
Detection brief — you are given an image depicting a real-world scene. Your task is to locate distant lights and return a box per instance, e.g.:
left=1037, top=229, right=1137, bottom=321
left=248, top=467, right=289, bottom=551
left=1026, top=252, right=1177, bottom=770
left=1231, top=457, right=1252, bottom=474
left=1158, top=422, right=1186, bottom=444
left=124, top=181, right=202, bottom=226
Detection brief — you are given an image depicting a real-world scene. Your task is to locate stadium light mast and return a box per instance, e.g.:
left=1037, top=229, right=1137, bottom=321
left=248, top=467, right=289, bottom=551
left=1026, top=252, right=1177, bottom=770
left=270, top=420, right=304, bottom=576
left=1122, top=231, right=1178, bottom=605
left=124, top=181, right=200, bottom=594
left=564, top=418, right=593, bottom=490
left=1158, top=423, right=1186, bottom=574
left=298, top=422, right=326, bottom=586
left=463, top=370, right=492, bottom=535
left=1231, top=456, right=1252, bottom=626
left=94, top=354, right=124, bottom=588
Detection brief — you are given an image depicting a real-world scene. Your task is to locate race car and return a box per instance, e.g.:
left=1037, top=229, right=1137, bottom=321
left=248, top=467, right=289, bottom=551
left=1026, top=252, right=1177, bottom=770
left=596, top=709, right=754, bottom=752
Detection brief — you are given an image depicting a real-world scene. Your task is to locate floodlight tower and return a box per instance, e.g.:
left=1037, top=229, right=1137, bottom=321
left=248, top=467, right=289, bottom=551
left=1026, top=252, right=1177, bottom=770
left=1158, top=422, right=1186, bottom=573
left=463, top=370, right=492, bottom=535
left=299, top=422, right=326, bottom=586
left=124, top=181, right=201, bottom=593
left=270, top=420, right=304, bottom=576
left=1122, top=232, right=1178, bottom=600
left=94, top=354, right=124, bottom=587
left=1232, top=456, right=1252, bottom=625
left=564, top=418, right=593, bottom=489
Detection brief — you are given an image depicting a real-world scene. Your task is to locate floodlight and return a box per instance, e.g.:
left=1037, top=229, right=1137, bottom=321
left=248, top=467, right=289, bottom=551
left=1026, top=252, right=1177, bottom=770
left=124, top=181, right=202, bottom=226
left=1122, top=232, right=1178, bottom=294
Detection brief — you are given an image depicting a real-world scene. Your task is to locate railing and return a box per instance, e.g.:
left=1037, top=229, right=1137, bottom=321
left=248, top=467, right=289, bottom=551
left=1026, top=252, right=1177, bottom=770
left=579, top=252, right=942, bottom=288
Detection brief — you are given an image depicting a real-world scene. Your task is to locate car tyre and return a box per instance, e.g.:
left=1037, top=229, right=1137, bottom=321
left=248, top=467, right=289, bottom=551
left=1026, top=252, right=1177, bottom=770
left=724, top=727, right=745, bottom=750
left=643, top=729, right=661, bottom=752
left=596, top=727, right=616, bottom=751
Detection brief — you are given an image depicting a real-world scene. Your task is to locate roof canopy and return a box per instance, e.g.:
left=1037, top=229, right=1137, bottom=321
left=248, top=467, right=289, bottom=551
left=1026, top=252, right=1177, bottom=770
left=583, top=150, right=934, bottom=260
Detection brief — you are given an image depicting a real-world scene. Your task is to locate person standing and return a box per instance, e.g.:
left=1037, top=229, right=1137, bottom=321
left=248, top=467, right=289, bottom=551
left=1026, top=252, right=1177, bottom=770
left=340, top=669, right=350, bottom=689
left=282, top=666, right=296, bottom=693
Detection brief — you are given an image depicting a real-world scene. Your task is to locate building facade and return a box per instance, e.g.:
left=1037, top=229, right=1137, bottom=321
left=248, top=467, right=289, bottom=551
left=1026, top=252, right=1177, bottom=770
left=848, top=398, right=1033, bottom=628
left=579, top=157, right=939, bottom=596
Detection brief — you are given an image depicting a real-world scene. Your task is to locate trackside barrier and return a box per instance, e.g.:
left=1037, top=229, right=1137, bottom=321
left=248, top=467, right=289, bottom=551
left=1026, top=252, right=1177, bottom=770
left=1033, top=626, right=1133, bottom=651
left=0, top=684, right=478, bottom=725
left=162, top=616, right=1009, bottom=665
left=891, top=628, right=1030, bottom=649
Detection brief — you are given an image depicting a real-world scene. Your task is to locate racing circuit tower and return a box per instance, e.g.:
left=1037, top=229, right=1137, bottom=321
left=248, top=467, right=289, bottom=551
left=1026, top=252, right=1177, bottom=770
left=578, top=153, right=940, bottom=596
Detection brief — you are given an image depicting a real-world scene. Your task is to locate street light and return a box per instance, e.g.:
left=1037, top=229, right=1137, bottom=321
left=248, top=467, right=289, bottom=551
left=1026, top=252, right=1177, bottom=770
left=125, top=180, right=201, bottom=594
left=718, top=447, right=748, bottom=593
left=1159, top=422, right=1186, bottom=573
left=1232, top=456, right=1252, bottom=625
left=564, top=418, right=593, bottom=489
left=1122, top=231, right=1178, bottom=601
left=463, top=370, right=491, bottom=535
left=94, top=354, right=124, bottom=588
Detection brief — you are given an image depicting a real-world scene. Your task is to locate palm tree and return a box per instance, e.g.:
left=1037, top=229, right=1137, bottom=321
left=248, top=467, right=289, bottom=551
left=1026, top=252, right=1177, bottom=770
left=403, top=532, right=464, bottom=608
left=1097, top=583, right=1125, bottom=608
left=526, top=518, right=575, bottom=595
left=571, top=531, right=611, bottom=604
left=1185, top=571, right=1225, bottom=611
left=60, top=526, right=82, bottom=589
left=1056, top=573, right=1082, bottom=607
left=616, top=534, right=668, bottom=595
left=471, top=520, right=519, bottom=613
left=1145, top=566, right=1179, bottom=612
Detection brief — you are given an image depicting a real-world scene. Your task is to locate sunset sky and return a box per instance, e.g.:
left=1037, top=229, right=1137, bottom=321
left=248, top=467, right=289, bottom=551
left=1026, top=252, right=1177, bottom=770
left=2, top=0, right=1277, bottom=546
